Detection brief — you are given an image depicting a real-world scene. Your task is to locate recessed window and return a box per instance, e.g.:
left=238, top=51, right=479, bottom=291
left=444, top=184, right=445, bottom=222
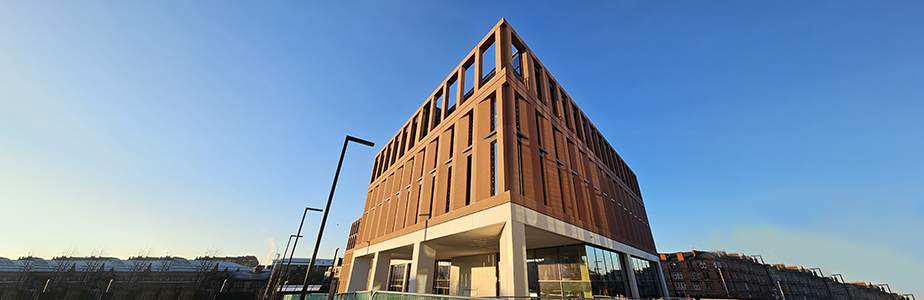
left=467, top=113, right=474, bottom=147
left=463, top=58, right=475, bottom=101
left=533, top=60, right=543, bottom=102
left=420, top=104, right=431, bottom=139
left=490, top=97, right=497, bottom=132
left=511, top=42, right=523, bottom=81
left=445, top=165, right=452, bottom=213
left=465, top=154, right=473, bottom=205
left=446, top=76, right=457, bottom=115
left=549, top=80, right=559, bottom=117
left=447, top=127, right=455, bottom=159
left=432, top=92, right=443, bottom=127
left=481, top=41, right=496, bottom=84
left=490, top=140, right=497, bottom=196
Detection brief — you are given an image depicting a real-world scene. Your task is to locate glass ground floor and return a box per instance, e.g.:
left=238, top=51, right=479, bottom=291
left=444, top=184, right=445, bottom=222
left=343, top=205, right=667, bottom=299
left=527, top=244, right=662, bottom=299
left=383, top=244, right=663, bottom=299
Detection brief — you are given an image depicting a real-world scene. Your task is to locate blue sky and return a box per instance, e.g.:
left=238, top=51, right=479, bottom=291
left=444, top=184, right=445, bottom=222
left=1, top=0, right=922, bottom=295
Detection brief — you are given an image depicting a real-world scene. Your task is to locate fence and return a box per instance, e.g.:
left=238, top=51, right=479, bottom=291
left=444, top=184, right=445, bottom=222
left=284, top=290, right=669, bottom=300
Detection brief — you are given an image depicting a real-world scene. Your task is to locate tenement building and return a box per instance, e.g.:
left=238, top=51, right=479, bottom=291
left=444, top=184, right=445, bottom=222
left=660, top=250, right=907, bottom=300
left=339, top=19, right=667, bottom=299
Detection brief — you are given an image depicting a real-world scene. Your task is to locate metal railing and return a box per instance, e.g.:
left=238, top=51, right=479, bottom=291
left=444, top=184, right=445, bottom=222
left=314, top=291, right=669, bottom=300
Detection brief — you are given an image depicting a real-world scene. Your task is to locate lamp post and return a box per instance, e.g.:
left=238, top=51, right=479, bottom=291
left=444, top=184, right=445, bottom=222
left=282, top=207, right=322, bottom=299
left=264, top=234, right=302, bottom=300
left=301, top=135, right=374, bottom=298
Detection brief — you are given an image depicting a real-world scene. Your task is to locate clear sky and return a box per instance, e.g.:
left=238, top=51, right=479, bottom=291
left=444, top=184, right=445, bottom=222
left=2, top=0, right=922, bottom=296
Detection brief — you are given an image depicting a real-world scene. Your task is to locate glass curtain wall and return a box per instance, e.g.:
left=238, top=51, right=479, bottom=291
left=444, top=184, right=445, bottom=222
left=526, top=245, right=630, bottom=298
left=631, top=257, right=663, bottom=298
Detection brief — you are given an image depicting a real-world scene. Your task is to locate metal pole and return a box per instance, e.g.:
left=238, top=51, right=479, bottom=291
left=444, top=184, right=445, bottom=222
left=326, top=247, right=340, bottom=300
left=301, top=135, right=374, bottom=298
left=265, top=235, right=301, bottom=300
left=283, top=207, right=321, bottom=299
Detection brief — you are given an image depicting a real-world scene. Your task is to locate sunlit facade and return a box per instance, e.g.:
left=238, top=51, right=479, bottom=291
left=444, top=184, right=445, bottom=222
left=338, top=19, right=667, bottom=299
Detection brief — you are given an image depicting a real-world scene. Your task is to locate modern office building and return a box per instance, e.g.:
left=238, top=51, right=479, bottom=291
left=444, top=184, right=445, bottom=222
left=339, top=19, right=667, bottom=299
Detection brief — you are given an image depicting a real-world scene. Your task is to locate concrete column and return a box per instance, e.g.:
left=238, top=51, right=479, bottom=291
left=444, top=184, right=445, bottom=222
left=498, top=221, right=527, bottom=296
left=347, top=254, right=373, bottom=292
left=369, top=251, right=392, bottom=291
left=624, top=255, right=640, bottom=298
left=407, top=241, right=436, bottom=294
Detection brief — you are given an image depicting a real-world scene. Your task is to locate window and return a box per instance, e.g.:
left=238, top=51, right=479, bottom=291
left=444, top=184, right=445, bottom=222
left=536, top=113, right=548, bottom=205
left=467, top=112, right=474, bottom=146
left=669, top=263, right=678, bottom=269
left=445, top=165, right=452, bottom=213
left=490, top=140, right=498, bottom=196
left=481, top=41, right=496, bottom=84
left=432, top=93, right=442, bottom=127
left=408, top=116, right=418, bottom=148
left=433, top=261, right=451, bottom=295
left=674, top=282, right=686, bottom=290
left=465, top=154, right=473, bottom=205
left=511, top=42, right=523, bottom=81
left=463, top=58, right=475, bottom=101
left=549, top=80, right=559, bottom=117
left=448, top=127, right=455, bottom=158
left=705, top=282, right=714, bottom=290
left=515, top=97, right=523, bottom=195
left=420, top=104, right=431, bottom=139
left=387, top=263, right=408, bottom=292
left=671, top=272, right=683, bottom=280
left=699, top=262, right=707, bottom=269
left=446, top=77, right=457, bottom=115
left=399, top=126, right=407, bottom=157
left=693, top=282, right=701, bottom=290
left=490, top=97, right=497, bottom=132
left=428, top=174, right=436, bottom=217
left=533, top=60, right=543, bottom=101
left=714, top=261, right=722, bottom=268
left=563, top=97, right=571, bottom=129
left=690, top=271, right=697, bottom=279
left=414, top=181, right=422, bottom=224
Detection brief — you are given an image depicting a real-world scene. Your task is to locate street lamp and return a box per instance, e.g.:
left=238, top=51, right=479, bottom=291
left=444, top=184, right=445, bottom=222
left=280, top=207, right=322, bottom=299
left=300, top=135, right=374, bottom=298
left=264, top=234, right=302, bottom=300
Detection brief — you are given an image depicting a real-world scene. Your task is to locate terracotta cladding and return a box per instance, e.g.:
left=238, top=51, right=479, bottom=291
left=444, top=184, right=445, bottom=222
left=347, top=20, right=656, bottom=257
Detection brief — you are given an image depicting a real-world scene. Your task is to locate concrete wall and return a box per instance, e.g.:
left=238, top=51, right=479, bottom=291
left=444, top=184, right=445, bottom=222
left=450, top=254, right=497, bottom=297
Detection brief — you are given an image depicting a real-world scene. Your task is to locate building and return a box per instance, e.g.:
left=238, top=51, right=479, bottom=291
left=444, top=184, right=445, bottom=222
left=660, top=250, right=907, bottom=300
left=661, top=251, right=780, bottom=299
left=0, top=256, right=270, bottom=300
left=338, top=19, right=667, bottom=299
left=266, top=258, right=342, bottom=295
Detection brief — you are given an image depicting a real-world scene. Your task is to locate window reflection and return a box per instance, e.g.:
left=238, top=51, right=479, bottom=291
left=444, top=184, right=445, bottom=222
left=525, top=244, right=633, bottom=298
